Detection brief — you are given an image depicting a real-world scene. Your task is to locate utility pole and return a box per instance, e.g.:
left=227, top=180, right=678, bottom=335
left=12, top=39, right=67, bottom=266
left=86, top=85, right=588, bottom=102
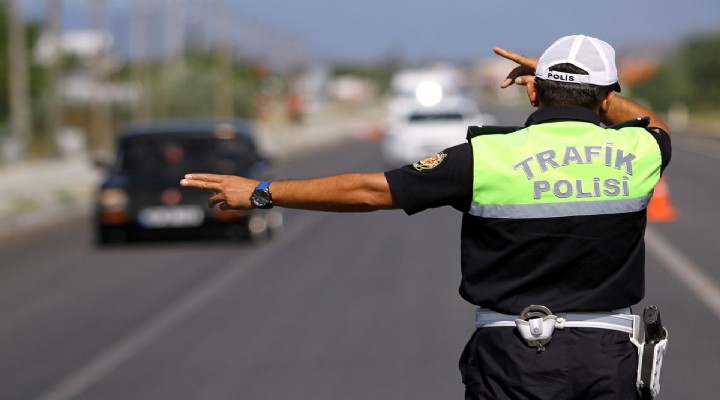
left=130, top=0, right=151, bottom=121
left=7, top=0, right=32, bottom=162
left=187, top=0, right=207, bottom=53
left=213, top=0, right=234, bottom=117
left=165, top=0, right=186, bottom=61
left=46, top=0, right=64, bottom=157
left=90, top=0, right=113, bottom=151
left=159, top=0, right=187, bottom=117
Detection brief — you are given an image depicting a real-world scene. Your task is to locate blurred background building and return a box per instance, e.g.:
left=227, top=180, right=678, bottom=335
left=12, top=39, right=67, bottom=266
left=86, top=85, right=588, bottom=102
left=1, top=0, right=719, bottom=164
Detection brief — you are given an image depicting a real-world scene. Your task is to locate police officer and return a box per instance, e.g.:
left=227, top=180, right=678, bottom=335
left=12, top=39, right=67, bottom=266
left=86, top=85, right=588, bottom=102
left=181, top=35, right=671, bottom=399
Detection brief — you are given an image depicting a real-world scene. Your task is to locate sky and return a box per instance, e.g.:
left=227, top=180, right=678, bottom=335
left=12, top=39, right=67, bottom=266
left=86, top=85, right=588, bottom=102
left=237, top=0, right=720, bottom=61
left=20, top=0, right=720, bottom=65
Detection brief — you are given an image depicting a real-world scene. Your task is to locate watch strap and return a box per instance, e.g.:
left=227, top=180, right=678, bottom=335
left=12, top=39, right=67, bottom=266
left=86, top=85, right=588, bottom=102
left=256, top=180, right=272, bottom=191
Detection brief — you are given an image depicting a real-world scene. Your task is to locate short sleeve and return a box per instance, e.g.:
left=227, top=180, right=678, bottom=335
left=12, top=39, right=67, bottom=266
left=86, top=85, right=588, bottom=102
left=648, top=127, right=671, bottom=173
left=384, top=143, right=473, bottom=215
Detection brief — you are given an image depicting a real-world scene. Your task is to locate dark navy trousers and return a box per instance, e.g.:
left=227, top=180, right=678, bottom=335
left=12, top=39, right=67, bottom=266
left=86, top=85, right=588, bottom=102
left=459, top=327, right=639, bottom=399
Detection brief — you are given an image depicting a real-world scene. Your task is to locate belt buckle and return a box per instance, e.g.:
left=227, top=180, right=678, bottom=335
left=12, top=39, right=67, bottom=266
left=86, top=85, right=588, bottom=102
left=519, top=305, right=552, bottom=320
left=516, top=305, right=558, bottom=352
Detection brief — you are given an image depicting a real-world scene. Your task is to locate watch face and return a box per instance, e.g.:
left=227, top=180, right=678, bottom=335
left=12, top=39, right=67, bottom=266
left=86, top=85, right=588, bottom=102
left=253, top=194, right=269, bottom=206
left=251, top=189, right=272, bottom=208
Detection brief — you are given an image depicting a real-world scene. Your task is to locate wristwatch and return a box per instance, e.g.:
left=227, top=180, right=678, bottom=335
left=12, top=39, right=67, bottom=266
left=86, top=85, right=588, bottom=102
left=249, top=180, right=274, bottom=209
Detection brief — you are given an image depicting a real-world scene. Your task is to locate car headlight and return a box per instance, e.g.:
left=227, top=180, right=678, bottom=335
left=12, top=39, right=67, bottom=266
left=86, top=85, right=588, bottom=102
left=100, top=188, right=128, bottom=210
left=415, top=80, right=443, bottom=107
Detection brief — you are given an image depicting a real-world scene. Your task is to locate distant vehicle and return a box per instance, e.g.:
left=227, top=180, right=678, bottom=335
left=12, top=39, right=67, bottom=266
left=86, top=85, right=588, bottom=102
left=381, top=67, right=496, bottom=167
left=94, top=119, right=282, bottom=245
left=381, top=92, right=496, bottom=167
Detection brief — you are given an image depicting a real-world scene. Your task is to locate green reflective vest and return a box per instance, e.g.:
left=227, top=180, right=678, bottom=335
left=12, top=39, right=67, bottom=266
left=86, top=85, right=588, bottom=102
left=468, top=121, right=662, bottom=219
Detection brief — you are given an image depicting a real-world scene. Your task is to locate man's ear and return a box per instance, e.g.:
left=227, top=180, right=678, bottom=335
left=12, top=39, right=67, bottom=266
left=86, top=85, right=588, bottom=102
left=527, top=79, right=538, bottom=108
left=599, top=91, right=615, bottom=115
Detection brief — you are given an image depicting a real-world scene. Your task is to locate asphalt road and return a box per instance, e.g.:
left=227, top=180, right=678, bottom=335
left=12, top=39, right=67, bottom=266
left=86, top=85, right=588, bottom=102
left=1, top=107, right=719, bottom=400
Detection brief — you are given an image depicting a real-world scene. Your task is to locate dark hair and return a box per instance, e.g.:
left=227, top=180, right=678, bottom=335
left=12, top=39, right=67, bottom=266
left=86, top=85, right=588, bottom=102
left=535, top=63, right=614, bottom=109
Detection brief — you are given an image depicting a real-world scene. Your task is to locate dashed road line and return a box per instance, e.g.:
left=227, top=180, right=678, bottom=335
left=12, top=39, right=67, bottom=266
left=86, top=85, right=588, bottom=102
left=31, top=212, right=327, bottom=400
left=645, top=226, right=720, bottom=320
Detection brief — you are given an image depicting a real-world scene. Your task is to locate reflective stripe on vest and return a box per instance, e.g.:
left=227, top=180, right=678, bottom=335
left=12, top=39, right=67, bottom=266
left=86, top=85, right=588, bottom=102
left=469, top=121, right=662, bottom=219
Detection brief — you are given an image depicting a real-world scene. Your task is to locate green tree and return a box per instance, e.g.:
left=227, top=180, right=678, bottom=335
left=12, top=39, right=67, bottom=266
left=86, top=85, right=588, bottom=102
left=141, top=52, right=266, bottom=119
left=634, top=31, right=720, bottom=111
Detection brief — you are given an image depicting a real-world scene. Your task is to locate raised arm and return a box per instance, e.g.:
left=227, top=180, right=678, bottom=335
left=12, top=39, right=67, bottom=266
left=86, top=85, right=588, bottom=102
left=180, top=172, right=399, bottom=212
left=599, top=94, right=671, bottom=134
left=493, top=47, right=538, bottom=88
left=493, top=47, right=672, bottom=135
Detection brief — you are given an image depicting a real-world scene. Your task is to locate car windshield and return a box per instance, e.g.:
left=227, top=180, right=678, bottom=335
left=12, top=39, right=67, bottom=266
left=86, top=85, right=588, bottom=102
left=408, top=112, right=464, bottom=122
left=119, top=134, right=259, bottom=177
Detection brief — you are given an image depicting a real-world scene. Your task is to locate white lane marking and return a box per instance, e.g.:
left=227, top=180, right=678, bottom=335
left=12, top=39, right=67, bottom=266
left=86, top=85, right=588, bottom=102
left=33, top=217, right=720, bottom=400
left=674, top=136, right=720, bottom=161
left=645, top=226, right=720, bottom=319
left=32, top=212, right=327, bottom=400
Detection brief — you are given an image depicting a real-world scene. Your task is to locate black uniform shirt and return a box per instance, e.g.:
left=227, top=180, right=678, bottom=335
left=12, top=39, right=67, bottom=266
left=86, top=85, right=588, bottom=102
left=385, top=106, right=671, bottom=314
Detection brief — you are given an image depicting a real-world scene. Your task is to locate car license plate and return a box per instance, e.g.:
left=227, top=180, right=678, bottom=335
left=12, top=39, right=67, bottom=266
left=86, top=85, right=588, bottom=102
left=138, top=205, right=204, bottom=228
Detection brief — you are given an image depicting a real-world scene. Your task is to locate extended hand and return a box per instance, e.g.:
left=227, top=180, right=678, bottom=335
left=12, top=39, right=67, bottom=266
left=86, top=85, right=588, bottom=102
left=493, top=47, right=539, bottom=88
left=180, top=174, right=258, bottom=210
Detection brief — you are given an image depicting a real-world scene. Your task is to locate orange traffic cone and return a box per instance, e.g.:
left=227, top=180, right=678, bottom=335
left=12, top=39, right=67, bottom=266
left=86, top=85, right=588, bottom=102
left=647, top=176, right=679, bottom=223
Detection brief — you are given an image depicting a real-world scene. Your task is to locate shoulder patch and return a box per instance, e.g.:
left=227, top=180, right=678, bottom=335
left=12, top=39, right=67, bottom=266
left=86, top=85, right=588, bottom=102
left=413, top=152, right=447, bottom=171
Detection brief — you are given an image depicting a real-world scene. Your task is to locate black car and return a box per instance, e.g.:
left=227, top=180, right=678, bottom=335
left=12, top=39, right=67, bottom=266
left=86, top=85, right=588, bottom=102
left=94, top=119, right=282, bottom=244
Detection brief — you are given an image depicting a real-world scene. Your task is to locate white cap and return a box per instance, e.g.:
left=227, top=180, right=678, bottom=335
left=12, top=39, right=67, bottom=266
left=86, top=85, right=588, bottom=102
left=536, top=35, right=621, bottom=92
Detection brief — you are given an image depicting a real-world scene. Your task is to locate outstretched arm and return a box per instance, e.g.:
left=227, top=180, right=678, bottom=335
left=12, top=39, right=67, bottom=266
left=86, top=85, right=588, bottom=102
left=180, top=173, right=399, bottom=212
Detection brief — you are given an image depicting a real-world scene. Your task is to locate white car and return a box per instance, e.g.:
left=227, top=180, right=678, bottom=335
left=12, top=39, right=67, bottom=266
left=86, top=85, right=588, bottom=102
left=381, top=94, right=495, bottom=167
